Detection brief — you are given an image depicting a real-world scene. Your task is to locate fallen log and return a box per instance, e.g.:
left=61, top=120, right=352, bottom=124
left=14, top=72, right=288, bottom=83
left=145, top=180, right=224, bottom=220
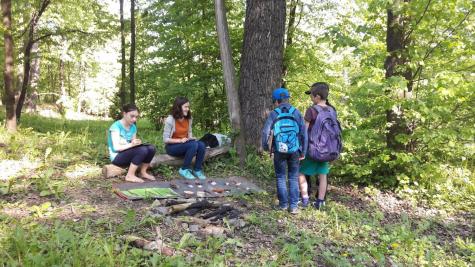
left=102, top=146, right=230, bottom=178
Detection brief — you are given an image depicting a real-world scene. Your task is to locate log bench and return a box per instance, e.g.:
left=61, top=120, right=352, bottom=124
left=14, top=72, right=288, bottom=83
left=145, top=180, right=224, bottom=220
left=102, top=146, right=231, bottom=178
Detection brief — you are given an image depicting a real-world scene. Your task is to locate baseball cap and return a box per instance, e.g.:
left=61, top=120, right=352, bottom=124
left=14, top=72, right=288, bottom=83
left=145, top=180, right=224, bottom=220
left=272, top=88, right=290, bottom=101
left=305, top=82, right=329, bottom=99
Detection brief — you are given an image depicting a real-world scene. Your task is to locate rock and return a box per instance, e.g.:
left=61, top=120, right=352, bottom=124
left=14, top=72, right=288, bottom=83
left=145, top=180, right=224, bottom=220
left=154, top=207, right=170, bottom=215
left=229, top=219, right=246, bottom=228
left=212, top=188, right=225, bottom=194
left=151, top=199, right=162, bottom=207
left=184, top=191, right=194, bottom=198
left=144, top=240, right=163, bottom=251
left=197, top=191, right=205, bottom=198
left=181, top=223, right=189, bottom=229
left=200, top=225, right=225, bottom=237
left=189, top=224, right=200, bottom=232
left=160, top=246, right=175, bottom=256
left=164, top=217, right=174, bottom=227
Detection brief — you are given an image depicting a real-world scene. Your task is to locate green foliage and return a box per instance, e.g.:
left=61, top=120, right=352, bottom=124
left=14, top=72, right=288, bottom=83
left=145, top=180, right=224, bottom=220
left=136, top=0, right=244, bottom=130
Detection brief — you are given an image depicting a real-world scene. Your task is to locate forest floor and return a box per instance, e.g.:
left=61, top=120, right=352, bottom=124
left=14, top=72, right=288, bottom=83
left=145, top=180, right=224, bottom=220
left=0, top=112, right=474, bottom=266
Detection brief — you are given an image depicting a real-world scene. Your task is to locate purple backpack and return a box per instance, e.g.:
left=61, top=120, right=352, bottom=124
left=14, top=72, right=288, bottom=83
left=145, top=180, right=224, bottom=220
left=308, top=105, right=342, bottom=162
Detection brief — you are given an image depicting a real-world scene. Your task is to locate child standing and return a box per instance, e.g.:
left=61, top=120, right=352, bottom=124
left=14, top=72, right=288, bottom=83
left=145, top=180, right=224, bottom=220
left=299, top=82, right=341, bottom=209
left=262, top=88, right=308, bottom=214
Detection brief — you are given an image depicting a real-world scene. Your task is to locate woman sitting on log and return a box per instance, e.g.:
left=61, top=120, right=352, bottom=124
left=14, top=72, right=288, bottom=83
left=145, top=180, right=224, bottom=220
left=108, top=104, right=156, bottom=183
left=163, top=97, right=207, bottom=180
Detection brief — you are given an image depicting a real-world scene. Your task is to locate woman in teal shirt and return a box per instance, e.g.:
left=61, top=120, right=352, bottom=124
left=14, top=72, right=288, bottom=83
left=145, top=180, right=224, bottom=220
left=108, top=104, right=156, bottom=183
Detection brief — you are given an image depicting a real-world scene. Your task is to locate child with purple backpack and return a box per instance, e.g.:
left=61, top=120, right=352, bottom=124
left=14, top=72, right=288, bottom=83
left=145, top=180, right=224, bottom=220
left=299, top=82, right=342, bottom=209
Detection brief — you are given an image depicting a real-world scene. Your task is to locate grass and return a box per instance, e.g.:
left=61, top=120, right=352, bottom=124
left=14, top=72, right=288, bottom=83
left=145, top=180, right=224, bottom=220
left=0, top=111, right=474, bottom=266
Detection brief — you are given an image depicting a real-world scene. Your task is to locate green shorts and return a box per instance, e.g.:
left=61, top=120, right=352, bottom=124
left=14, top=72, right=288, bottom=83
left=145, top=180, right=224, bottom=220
left=299, top=157, right=330, bottom=176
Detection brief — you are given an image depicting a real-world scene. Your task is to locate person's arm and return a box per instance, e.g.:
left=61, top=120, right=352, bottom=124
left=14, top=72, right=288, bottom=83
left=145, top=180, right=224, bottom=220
left=261, top=112, right=275, bottom=152
left=111, top=131, right=140, bottom=152
left=297, top=110, right=308, bottom=158
left=188, top=118, right=194, bottom=139
left=163, top=116, right=191, bottom=144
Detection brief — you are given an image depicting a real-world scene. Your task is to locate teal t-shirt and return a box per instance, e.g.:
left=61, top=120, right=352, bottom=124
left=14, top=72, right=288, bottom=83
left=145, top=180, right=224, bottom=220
left=108, top=120, right=137, bottom=161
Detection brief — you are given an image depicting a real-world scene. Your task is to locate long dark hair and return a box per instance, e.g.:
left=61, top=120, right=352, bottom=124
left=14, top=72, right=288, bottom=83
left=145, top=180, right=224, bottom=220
left=122, top=103, right=139, bottom=113
left=171, top=96, right=191, bottom=120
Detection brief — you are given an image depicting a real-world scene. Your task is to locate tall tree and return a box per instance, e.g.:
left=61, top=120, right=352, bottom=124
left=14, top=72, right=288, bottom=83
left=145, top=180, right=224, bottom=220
left=384, top=0, right=412, bottom=151
left=129, top=0, right=136, bottom=104
left=119, top=0, right=127, bottom=107
left=1, top=0, right=16, bottom=132
left=214, top=0, right=246, bottom=165
left=238, top=0, right=286, bottom=150
left=15, top=0, right=50, bottom=122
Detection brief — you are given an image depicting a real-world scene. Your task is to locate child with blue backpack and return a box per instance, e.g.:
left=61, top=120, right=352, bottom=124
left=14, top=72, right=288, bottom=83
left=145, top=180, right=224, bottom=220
left=299, top=82, right=342, bottom=209
left=262, top=88, right=308, bottom=214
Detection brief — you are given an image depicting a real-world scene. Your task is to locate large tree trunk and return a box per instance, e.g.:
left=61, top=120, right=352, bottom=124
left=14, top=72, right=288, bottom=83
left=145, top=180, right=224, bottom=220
left=15, top=0, right=50, bottom=122
left=385, top=0, right=413, bottom=151
left=214, top=0, right=246, bottom=166
left=1, top=0, right=16, bottom=132
left=238, top=0, right=286, bottom=151
left=119, top=0, right=126, bottom=107
left=129, top=0, right=136, bottom=104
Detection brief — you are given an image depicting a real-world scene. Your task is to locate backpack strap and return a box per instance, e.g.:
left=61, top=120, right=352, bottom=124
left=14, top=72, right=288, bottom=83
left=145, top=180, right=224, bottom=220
left=288, top=106, right=296, bottom=114
left=274, top=107, right=282, bottom=115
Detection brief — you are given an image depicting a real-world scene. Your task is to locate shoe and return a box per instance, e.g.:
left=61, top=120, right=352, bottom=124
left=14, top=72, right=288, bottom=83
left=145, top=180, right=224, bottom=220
left=179, top=168, right=195, bottom=180
left=193, top=170, right=207, bottom=180
left=273, top=205, right=288, bottom=211
left=313, top=199, right=326, bottom=210
left=289, top=208, right=299, bottom=215
left=301, top=197, right=309, bottom=208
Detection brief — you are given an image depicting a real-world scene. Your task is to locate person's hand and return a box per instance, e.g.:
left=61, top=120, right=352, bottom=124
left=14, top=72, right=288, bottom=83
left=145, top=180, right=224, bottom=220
left=299, top=155, right=305, bottom=161
left=132, top=139, right=142, bottom=146
left=181, top=138, right=188, bottom=143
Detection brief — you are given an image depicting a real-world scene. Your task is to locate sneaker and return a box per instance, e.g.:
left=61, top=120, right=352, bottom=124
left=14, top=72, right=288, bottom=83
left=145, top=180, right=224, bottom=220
left=273, top=205, right=288, bottom=211
left=289, top=207, right=299, bottom=215
left=179, top=168, right=195, bottom=180
left=313, top=199, right=326, bottom=210
left=301, top=197, right=309, bottom=208
left=193, top=170, right=207, bottom=180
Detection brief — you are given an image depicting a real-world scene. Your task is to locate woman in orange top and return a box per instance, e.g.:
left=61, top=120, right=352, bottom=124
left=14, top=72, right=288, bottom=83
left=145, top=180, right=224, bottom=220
left=163, top=97, right=206, bottom=180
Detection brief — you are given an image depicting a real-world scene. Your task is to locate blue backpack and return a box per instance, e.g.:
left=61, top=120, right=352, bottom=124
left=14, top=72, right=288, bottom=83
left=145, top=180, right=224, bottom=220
left=272, top=106, right=300, bottom=154
left=308, top=105, right=342, bottom=162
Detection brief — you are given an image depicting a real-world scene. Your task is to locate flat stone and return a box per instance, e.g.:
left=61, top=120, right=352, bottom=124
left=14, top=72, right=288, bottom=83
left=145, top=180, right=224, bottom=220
left=189, top=224, right=200, bottom=232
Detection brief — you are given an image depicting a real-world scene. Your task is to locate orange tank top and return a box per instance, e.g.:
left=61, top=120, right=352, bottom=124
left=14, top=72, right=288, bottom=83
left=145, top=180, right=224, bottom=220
left=172, top=119, right=189, bottom=139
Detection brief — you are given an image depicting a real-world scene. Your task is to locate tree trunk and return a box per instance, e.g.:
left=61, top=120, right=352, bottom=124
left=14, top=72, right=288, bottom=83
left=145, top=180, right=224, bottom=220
left=237, top=0, right=286, bottom=151
left=15, top=0, right=50, bottom=122
left=129, top=0, right=136, bottom=104
left=1, top=0, right=16, bottom=132
left=16, top=28, right=34, bottom=121
left=214, top=0, right=246, bottom=166
left=119, top=0, right=127, bottom=107
left=29, top=41, right=40, bottom=91
left=385, top=0, right=413, bottom=151
left=59, top=58, right=66, bottom=96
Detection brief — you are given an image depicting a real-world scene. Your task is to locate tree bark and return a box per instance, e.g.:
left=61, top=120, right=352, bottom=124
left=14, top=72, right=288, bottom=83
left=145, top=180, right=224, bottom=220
left=238, top=0, right=286, bottom=150
left=1, top=0, right=16, bottom=132
left=15, top=0, right=50, bottom=122
left=214, top=0, right=246, bottom=166
left=129, top=0, right=136, bottom=104
left=385, top=0, right=413, bottom=151
left=119, top=0, right=127, bottom=107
